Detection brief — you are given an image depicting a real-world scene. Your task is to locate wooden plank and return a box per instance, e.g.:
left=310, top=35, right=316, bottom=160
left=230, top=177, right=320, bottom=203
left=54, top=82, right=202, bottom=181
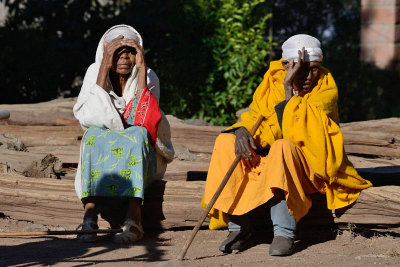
left=0, top=98, right=79, bottom=126
left=0, top=175, right=399, bottom=230
left=340, top=117, right=400, bottom=132
left=0, top=175, right=206, bottom=230
left=303, top=186, right=400, bottom=225
left=0, top=125, right=83, bottom=147
left=342, top=130, right=397, bottom=147
left=345, top=144, right=400, bottom=158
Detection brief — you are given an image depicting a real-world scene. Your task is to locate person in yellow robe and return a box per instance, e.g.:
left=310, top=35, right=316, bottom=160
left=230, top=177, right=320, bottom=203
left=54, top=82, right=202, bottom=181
left=201, top=34, right=372, bottom=256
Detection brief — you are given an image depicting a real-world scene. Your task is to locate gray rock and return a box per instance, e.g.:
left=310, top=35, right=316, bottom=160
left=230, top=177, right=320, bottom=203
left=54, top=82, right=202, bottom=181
left=174, top=145, right=197, bottom=161
left=184, top=119, right=209, bottom=126
left=0, top=110, right=10, bottom=120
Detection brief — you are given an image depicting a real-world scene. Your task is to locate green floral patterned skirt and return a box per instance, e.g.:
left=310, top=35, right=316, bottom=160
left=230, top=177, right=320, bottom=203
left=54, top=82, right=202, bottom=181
left=80, top=125, right=156, bottom=201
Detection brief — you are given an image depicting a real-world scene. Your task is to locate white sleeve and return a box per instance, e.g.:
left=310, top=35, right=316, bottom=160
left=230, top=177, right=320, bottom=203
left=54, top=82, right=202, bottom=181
left=147, top=68, right=160, bottom=103
left=73, top=63, right=124, bottom=131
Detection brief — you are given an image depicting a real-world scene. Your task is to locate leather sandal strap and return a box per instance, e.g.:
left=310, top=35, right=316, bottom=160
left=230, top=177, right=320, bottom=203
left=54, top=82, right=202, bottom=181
left=123, top=219, right=144, bottom=234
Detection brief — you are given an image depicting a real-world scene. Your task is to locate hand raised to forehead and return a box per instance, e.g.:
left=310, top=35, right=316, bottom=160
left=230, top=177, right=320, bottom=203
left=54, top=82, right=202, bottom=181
left=285, top=47, right=305, bottom=84
left=120, top=38, right=146, bottom=69
left=102, top=35, right=126, bottom=69
left=284, top=47, right=305, bottom=100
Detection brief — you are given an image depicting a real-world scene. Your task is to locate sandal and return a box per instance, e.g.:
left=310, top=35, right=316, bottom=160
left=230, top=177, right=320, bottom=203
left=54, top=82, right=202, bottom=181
left=76, top=218, right=99, bottom=243
left=113, top=219, right=144, bottom=244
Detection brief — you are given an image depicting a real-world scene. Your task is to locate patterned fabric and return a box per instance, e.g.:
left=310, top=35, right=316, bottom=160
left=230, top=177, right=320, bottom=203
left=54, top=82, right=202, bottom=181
left=122, top=86, right=162, bottom=146
left=81, top=125, right=156, bottom=200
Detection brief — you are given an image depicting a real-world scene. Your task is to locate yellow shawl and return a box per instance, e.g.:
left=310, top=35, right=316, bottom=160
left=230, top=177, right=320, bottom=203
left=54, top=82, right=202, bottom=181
left=228, top=59, right=372, bottom=210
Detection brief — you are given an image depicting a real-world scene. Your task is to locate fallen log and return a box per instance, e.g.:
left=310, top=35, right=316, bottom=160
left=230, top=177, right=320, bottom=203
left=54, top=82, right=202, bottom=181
left=340, top=117, right=400, bottom=132
left=0, top=98, right=79, bottom=126
left=342, top=130, right=398, bottom=148
left=0, top=175, right=205, bottom=230
left=0, top=175, right=399, bottom=231
left=0, top=125, right=83, bottom=147
left=2, top=118, right=400, bottom=160
left=345, top=144, right=400, bottom=158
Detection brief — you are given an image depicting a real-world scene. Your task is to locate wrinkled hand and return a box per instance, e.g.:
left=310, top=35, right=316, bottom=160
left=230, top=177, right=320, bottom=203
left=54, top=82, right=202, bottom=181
left=102, top=36, right=146, bottom=70
left=234, top=127, right=256, bottom=160
left=120, top=38, right=146, bottom=69
left=102, top=35, right=125, bottom=70
left=284, top=47, right=305, bottom=100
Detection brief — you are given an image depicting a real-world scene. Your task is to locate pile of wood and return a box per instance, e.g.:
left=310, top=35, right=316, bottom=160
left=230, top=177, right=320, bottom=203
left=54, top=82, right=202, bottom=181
left=0, top=98, right=399, bottom=231
left=342, top=118, right=400, bottom=158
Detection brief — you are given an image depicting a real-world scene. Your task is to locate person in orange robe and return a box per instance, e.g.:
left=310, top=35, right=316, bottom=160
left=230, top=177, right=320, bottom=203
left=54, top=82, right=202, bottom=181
left=202, top=34, right=372, bottom=256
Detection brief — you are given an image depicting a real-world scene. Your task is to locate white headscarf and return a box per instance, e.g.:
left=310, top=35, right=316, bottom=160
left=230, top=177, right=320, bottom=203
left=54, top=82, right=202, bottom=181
left=95, top=24, right=144, bottom=104
left=282, top=34, right=323, bottom=62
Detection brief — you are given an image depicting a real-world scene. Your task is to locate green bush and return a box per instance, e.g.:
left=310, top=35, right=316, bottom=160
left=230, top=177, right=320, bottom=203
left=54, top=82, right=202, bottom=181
left=197, top=0, right=275, bottom=125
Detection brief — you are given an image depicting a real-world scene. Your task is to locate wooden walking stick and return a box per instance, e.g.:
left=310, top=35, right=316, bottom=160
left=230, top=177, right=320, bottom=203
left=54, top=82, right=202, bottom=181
left=0, top=228, right=122, bottom=237
left=177, top=115, right=264, bottom=260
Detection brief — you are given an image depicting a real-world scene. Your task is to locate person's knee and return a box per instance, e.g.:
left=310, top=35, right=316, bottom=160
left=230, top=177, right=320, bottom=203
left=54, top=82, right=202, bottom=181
left=271, top=139, right=296, bottom=150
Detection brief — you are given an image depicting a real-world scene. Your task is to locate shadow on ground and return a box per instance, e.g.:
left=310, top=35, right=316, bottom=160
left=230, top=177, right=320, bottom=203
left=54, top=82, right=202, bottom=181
left=0, top=231, right=170, bottom=266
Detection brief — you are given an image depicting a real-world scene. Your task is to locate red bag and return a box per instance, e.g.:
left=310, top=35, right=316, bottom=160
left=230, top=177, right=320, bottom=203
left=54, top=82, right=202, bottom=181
left=122, top=86, right=161, bottom=145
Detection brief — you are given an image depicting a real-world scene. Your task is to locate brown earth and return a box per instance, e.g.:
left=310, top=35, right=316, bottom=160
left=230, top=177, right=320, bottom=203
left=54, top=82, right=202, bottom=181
left=0, top=98, right=400, bottom=266
left=1, top=215, right=400, bottom=266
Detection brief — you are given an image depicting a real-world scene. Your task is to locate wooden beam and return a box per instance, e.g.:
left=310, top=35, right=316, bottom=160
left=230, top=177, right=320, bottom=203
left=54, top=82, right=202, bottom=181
left=0, top=175, right=399, bottom=231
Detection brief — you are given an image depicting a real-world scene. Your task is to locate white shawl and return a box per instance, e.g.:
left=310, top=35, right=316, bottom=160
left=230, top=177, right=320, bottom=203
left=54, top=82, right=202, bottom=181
left=73, top=25, right=174, bottom=198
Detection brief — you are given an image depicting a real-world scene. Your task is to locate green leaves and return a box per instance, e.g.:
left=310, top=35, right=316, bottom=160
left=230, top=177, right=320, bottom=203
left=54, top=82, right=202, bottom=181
left=197, top=0, right=275, bottom=125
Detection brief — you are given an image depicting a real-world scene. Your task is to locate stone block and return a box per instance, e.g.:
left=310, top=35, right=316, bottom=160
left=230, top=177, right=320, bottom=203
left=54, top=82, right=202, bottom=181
left=380, top=24, right=400, bottom=42
left=361, top=24, right=386, bottom=43
left=373, top=44, right=398, bottom=68
left=373, top=7, right=397, bottom=24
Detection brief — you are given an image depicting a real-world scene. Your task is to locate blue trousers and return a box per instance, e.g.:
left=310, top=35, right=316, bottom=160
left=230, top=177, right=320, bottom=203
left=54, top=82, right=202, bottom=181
left=227, top=191, right=296, bottom=239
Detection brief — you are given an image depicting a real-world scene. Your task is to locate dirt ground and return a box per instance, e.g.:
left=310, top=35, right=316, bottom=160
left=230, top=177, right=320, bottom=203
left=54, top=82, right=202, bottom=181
left=1, top=215, right=399, bottom=266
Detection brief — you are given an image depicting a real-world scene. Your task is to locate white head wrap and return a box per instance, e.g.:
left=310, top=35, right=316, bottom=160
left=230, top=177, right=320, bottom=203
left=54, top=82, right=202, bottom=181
left=104, top=25, right=141, bottom=43
left=282, top=34, right=323, bottom=62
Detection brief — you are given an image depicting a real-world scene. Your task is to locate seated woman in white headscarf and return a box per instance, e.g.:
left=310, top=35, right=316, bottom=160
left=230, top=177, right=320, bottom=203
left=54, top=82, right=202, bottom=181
left=73, top=25, right=174, bottom=244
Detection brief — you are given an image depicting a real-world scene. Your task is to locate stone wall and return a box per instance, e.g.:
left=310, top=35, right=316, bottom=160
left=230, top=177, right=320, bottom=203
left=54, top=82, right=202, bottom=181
left=361, top=0, right=400, bottom=69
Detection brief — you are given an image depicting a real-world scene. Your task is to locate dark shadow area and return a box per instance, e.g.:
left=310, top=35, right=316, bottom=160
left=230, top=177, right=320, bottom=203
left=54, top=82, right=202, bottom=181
left=187, top=171, right=207, bottom=181
left=142, top=180, right=166, bottom=230
left=294, top=225, right=337, bottom=254
left=77, top=178, right=167, bottom=263
left=343, top=225, right=400, bottom=238
left=356, top=166, right=400, bottom=186
left=164, top=225, right=210, bottom=232
left=0, top=231, right=171, bottom=266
